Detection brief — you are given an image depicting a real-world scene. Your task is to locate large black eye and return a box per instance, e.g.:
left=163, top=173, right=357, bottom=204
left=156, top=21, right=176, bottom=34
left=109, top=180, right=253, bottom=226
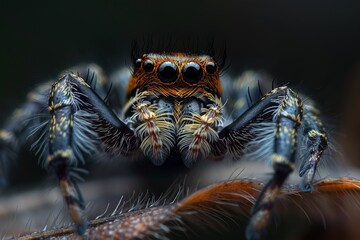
left=143, top=59, right=154, bottom=72
left=158, top=61, right=178, bottom=83
left=206, top=62, right=217, bottom=74
left=182, top=62, right=202, bottom=83
left=135, top=58, right=142, bottom=69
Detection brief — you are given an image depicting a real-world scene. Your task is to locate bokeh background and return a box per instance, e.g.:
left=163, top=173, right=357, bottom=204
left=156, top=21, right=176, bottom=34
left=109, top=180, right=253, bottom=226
left=1, top=1, right=360, bottom=238
left=1, top=1, right=359, bottom=117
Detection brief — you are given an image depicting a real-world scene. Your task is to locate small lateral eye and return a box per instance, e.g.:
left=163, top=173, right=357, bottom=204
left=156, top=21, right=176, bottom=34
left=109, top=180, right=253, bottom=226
left=135, top=58, right=142, bottom=69
left=143, top=59, right=155, bottom=72
left=206, top=62, right=217, bottom=74
left=158, top=61, right=178, bottom=83
left=182, top=62, right=202, bottom=83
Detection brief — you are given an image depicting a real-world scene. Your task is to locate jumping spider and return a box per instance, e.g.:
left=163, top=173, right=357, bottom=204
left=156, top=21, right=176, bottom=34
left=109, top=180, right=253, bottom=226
left=0, top=48, right=328, bottom=240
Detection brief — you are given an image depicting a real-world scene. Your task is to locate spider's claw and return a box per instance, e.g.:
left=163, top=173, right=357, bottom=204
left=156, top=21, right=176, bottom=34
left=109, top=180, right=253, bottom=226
left=68, top=204, right=88, bottom=235
left=300, top=180, right=314, bottom=192
left=59, top=174, right=89, bottom=235
left=299, top=163, right=315, bottom=192
left=300, top=171, right=316, bottom=192
left=72, top=211, right=89, bottom=235
left=51, top=163, right=88, bottom=235
left=245, top=227, right=262, bottom=240
left=245, top=208, right=270, bottom=240
left=299, top=160, right=319, bottom=192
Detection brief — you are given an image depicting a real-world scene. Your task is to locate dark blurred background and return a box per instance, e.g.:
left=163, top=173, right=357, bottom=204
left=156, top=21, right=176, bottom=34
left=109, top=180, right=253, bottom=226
left=1, top=0, right=359, bottom=117
left=1, top=1, right=360, bottom=180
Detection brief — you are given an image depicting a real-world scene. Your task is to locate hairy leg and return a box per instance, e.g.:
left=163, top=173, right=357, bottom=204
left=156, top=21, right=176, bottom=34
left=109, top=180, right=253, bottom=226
left=219, top=86, right=304, bottom=240
left=0, top=64, right=111, bottom=188
left=299, top=99, right=328, bottom=191
left=47, top=72, right=133, bottom=234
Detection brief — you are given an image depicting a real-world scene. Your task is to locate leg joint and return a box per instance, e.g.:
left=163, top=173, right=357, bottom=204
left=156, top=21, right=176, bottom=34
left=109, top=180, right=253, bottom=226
left=48, top=73, right=88, bottom=112
left=308, top=130, right=328, bottom=148
left=272, top=153, right=295, bottom=171
left=278, top=88, right=304, bottom=125
left=47, top=149, right=74, bottom=165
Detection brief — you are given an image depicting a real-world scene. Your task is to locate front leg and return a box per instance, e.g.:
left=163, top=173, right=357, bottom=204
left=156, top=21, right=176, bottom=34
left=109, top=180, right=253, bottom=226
left=219, top=86, right=303, bottom=240
left=299, top=100, right=328, bottom=191
left=0, top=64, right=111, bottom=189
left=47, top=73, right=134, bottom=234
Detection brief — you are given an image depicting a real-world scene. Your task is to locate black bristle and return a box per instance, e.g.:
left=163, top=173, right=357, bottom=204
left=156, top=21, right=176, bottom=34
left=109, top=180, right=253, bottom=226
left=85, top=68, right=90, bottom=84
left=130, top=36, right=228, bottom=72
left=258, top=80, right=264, bottom=98
left=89, top=71, right=95, bottom=87
left=247, top=86, right=253, bottom=104
left=104, top=83, right=113, bottom=104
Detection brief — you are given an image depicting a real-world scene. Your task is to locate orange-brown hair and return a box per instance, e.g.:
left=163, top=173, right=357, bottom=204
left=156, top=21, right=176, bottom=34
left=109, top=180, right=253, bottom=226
left=127, top=53, right=222, bottom=99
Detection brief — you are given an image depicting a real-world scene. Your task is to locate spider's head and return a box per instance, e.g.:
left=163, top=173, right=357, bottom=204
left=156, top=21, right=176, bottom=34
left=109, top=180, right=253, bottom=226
left=127, top=53, right=222, bottom=99
left=124, top=52, right=225, bottom=166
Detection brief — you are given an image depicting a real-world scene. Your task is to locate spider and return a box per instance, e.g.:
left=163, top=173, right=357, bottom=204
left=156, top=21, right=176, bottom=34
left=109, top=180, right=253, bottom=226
left=0, top=46, right=328, bottom=240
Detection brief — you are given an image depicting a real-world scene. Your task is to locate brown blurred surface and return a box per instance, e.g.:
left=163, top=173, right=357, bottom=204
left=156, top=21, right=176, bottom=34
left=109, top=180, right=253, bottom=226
left=6, top=178, right=360, bottom=240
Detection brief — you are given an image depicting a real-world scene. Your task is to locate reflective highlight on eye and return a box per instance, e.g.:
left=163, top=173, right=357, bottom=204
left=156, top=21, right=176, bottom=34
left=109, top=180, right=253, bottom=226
left=182, top=62, right=202, bottom=83
left=158, top=61, right=178, bottom=83
left=143, top=59, right=155, bottom=72
left=206, top=62, right=217, bottom=74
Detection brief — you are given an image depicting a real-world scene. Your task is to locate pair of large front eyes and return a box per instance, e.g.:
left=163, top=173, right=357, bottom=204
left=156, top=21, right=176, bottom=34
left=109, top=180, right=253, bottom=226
left=135, top=59, right=217, bottom=83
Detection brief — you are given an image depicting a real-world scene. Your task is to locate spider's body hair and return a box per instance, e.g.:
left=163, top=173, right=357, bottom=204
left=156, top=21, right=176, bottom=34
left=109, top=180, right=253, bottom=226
left=223, top=87, right=287, bottom=161
left=130, top=94, right=176, bottom=165
left=130, top=37, right=228, bottom=74
left=178, top=97, right=224, bottom=166
left=120, top=90, right=226, bottom=167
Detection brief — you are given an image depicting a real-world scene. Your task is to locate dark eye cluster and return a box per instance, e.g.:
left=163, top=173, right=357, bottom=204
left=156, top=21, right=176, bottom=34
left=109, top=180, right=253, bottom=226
left=135, top=58, right=217, bottom=83
left=158, top=61, right=178, bottom=83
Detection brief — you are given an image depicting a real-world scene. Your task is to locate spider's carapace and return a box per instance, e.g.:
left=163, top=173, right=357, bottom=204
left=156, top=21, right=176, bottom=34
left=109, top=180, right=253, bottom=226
left=127, top=53, right=222, bottom=99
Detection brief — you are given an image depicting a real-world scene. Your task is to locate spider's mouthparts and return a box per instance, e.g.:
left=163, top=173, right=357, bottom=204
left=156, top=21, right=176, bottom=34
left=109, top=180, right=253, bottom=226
left=125, top=91, right=224, bottom=166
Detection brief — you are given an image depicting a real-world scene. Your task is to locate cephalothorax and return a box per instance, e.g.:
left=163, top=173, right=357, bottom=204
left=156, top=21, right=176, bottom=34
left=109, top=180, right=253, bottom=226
left=0, top=50, right=328, bottom=240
